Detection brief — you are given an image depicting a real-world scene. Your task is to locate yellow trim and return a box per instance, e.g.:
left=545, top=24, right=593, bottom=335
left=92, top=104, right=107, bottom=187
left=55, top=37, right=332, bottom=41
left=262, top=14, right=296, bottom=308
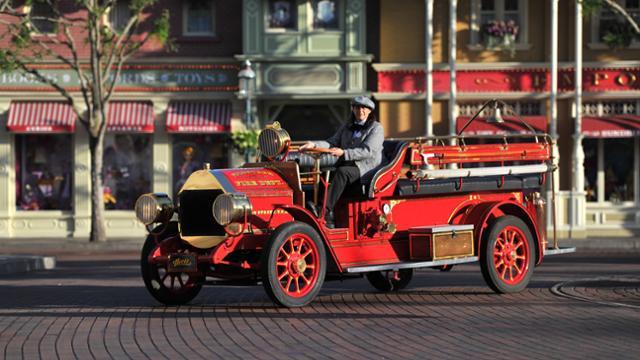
left=179, top=170, right=223, bottom=191
left=181, top=235, right=227, bottom=249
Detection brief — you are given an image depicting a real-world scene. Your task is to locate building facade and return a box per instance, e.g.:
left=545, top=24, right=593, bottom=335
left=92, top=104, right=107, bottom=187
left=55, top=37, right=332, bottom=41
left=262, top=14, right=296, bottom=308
left=0, top=0, right=243, bottom=239
left=373, top=0, right=640, bottom=237
left=241, top=0, right=371, bottom=140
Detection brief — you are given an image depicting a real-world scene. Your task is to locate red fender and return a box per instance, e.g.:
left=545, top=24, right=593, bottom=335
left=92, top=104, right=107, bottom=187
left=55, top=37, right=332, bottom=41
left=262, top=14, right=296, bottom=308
left=464, top=200, right=543, bottom=265
left=275, top=204, right=344, bottom=272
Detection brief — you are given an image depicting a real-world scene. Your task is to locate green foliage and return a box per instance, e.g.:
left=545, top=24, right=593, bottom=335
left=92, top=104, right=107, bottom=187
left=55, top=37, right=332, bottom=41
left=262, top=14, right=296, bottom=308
left=231, top=129, right=260, bottom=155
left=153, top=9, right=172, bottom=48
left=602, top=21, right=638, bottom=49
left=581, top=0, right=604, bottom=16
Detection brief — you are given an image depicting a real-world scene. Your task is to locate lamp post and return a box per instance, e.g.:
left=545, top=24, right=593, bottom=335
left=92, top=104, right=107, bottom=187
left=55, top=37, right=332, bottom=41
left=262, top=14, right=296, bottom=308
left=238, top=60, right=256, bottom=128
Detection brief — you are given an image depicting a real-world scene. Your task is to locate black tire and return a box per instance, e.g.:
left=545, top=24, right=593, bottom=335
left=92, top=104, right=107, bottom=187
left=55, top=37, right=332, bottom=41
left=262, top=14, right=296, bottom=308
left=366, top=269, right=414, bottom=292
left=480, top=215, right=535, bottom=293
left=262, top=222, right=326, bottom=307
left=141, top=222, right=203, bottom=305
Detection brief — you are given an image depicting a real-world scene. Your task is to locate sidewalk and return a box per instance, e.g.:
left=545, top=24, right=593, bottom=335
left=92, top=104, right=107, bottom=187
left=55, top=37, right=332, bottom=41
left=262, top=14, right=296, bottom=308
left=1, top=236, right=639, bottom=275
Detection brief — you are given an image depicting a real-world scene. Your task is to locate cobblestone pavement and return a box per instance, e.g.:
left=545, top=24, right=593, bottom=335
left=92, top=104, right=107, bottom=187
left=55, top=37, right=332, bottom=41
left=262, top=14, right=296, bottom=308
left=1, top=249, right=639, bottom=359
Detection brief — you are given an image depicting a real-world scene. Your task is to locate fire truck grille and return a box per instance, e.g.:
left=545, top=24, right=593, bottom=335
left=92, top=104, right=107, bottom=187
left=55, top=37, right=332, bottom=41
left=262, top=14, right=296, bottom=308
left=178, top=190, right=226, bottom=237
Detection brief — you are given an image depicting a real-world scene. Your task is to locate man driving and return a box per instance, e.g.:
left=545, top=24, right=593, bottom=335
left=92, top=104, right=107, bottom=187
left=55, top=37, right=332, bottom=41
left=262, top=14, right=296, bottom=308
left=300, top=96, right=384, bottom=228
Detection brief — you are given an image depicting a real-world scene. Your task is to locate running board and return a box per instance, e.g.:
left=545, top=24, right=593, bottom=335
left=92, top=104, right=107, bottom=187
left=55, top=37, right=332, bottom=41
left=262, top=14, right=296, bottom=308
left=345, top=256, right=478, bottom=274
left=544, top=247, right=577, bottom=256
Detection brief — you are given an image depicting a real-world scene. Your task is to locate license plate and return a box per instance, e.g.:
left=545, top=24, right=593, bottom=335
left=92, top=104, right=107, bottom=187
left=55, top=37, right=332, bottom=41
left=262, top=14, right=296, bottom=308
left=168, top=254, right=197, bottom=272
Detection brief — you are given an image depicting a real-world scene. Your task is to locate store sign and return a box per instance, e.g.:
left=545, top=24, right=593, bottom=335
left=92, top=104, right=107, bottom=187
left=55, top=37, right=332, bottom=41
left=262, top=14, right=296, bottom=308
left=377, top=67, right=640, bottom=93
left=0, top=65, right=239, bottom=92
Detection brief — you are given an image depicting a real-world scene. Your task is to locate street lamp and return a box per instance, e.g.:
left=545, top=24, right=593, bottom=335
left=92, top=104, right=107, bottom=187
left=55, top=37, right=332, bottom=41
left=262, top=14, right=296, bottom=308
left=238, top=60, right=256, bottom=128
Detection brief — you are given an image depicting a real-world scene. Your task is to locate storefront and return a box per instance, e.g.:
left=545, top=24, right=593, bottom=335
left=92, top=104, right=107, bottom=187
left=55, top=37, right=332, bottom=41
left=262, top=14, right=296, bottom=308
left=374, top=63, right=640, bottom=237
left=0, top=64, right=240, bottom=239
left=241, top=0, right=371, bottom=136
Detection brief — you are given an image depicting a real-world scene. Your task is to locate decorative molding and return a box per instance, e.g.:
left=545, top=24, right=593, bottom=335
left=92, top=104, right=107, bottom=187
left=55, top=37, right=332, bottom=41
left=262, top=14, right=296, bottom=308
left=264, top=64, right=342, bottom=92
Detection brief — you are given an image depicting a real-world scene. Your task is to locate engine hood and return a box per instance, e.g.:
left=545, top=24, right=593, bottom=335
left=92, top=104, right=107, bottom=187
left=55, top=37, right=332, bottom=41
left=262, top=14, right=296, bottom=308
left=177, top=167, right=294, bottom=249
left=180, top=168, right=293, bottom=197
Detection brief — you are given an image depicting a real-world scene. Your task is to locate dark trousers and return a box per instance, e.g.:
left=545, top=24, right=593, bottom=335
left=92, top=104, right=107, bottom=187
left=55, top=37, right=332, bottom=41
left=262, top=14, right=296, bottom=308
left=326, top=164, right=360, bottom=211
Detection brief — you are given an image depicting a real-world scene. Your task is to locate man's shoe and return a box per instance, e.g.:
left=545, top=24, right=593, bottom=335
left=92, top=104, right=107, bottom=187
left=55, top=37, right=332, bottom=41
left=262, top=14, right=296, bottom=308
left=324, top=210, right=335, bottom=229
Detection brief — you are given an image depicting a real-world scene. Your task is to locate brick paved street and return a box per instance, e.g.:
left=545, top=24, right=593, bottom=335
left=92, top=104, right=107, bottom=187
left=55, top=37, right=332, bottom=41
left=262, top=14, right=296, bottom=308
left=1, top=249, right=639, bottom=359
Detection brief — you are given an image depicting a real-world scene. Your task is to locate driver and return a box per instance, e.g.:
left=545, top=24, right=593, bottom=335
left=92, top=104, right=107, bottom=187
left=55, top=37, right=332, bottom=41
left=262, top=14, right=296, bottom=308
left=299, top=96, right=384, bottom=228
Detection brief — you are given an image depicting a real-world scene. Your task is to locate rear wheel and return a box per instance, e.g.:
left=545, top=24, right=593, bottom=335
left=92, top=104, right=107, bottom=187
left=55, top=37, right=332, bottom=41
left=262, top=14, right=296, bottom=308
left=141, top=223, right=203, bottom=305
left=262, top=222, right=326, bottom=307
left=480, top=215, right=535, bottom=293
left=366, top=269, right=414, bottom=292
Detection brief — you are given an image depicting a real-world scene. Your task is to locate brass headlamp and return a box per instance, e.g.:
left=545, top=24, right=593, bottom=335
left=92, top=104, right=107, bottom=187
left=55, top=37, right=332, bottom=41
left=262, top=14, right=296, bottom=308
left=134, top=193, right=174, bottom=225
left=212, top=193, right=253, bottom=226
left=258, top=121, right=291, bottom=158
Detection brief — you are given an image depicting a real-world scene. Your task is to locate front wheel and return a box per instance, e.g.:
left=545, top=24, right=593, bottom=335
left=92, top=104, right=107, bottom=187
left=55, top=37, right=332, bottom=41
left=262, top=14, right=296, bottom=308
left=262, top=222, right=326, bottom=307
left=141, top=223, right=203, bottom=305
left=480, top=215, right=535, bottom=293
left=366, top=269, right=414, bottom=292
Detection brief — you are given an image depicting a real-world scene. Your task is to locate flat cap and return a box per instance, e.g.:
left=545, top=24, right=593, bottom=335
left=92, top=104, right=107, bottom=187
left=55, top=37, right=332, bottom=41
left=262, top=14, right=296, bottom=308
left=351, top=95, right=375, bottom=110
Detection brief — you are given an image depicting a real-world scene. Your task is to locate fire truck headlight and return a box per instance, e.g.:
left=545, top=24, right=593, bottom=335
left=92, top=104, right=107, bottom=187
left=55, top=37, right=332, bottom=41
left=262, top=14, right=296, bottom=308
left=135, top=193, right=174, bottom=225
left=258, top=121, right=291, bottom=158
left=212, top=193, right=252, bottom=226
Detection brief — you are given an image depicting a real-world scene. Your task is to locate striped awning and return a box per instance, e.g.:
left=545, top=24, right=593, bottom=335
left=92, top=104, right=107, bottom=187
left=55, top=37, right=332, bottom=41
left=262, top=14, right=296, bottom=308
left=581, top=115, right=640, bottom=137
left=166, top=101, right=231, bottom=133
left=7, top=102, right=77, bottom=133
left=107, top=101, right=154, bottom=133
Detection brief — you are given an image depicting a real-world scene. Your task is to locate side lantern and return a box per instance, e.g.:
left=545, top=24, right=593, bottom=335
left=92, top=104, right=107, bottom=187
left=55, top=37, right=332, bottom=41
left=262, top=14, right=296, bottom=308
left=212, top=193, right=252, bottom=226
left=258, top=121, right=291, bottom=159
left=135, top=193, right=174, bottom=225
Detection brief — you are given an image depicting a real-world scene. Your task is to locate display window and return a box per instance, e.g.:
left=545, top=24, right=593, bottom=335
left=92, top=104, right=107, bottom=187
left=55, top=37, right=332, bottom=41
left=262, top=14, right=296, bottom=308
left=267, top=0, right=297, bottom=30
left=584, top=138, right=638, bottom=204
left=312, top=0, right=339, bottom=30
left=15, top=135, right=73, bottom=211
left=103, top=134, right=152, bottom=210
left=172, top=134, right=229, bottom=198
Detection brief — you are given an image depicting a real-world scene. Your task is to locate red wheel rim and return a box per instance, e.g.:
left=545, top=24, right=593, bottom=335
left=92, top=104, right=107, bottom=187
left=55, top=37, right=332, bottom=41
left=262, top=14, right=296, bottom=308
left=150, top=240, right=199, bottom=294
left=493, top=225, right=530, bottom=285
left=275, top=233, right=320, bottom=298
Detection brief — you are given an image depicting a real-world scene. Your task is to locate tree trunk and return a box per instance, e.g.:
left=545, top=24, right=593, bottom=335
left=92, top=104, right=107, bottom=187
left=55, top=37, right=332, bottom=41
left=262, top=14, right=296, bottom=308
left=88, top=112, right=107, bottom=242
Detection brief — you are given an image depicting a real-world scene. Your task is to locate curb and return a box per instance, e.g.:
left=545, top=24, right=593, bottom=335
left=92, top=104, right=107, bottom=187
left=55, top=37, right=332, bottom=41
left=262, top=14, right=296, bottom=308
left=0, top=255, right=56, bottom=275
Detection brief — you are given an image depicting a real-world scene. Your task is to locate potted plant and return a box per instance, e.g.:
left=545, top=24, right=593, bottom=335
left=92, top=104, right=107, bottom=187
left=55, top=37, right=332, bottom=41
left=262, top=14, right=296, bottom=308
left=483, top=20, right=520, bottom=56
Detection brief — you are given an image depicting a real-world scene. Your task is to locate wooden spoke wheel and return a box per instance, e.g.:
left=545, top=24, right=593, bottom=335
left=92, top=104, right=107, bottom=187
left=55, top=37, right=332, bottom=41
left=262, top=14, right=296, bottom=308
left=480, top=215, right=535, bottom=293
left=141, top=223, right=203, bottom=305
left=262, top=222, right=326, bottom=307
left=366, top=269, right=414, bottom=292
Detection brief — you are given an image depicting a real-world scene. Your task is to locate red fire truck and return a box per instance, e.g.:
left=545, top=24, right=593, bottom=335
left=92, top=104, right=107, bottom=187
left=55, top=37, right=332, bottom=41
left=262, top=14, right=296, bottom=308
left=135, top=101, right=574, bottom=307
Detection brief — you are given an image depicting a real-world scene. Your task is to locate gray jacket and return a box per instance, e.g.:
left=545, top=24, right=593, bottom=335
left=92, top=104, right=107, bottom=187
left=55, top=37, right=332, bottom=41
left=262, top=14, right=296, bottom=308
left=313, top=120, right=384, bottom=183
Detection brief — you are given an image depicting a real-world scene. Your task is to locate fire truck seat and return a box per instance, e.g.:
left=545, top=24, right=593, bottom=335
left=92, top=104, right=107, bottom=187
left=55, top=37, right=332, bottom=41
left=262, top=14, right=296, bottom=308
left=394, top=173, right=544, bottom=196
left=343, top=140, right=409, bottom=198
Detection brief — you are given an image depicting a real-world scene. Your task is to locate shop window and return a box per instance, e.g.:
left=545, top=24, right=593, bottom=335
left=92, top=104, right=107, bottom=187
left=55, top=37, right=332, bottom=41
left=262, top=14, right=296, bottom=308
left=267, top=0, right=298, bottom=30
left=183, top=0, right=216, bottom=36
left=109, top=0, right=132, bottom=32
left=103, top=134, right=152, bottom=210
left=311, top=0, right=339, bottom=30
left=172, top=134, right=229, bottom=198
left=590, top=0, right=640, bottom=47
left=29, top=2, right=57, bottom=34
left=470, top=0, right=528, bottom=47
left=15, top=135, right=73, bottom=211
left=584, top=138, right=637, bottom=204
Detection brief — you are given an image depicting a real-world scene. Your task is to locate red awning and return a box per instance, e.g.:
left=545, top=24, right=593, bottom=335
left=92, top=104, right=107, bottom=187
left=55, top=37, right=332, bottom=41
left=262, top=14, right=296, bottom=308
left=7, top=102, right=76, bottom=133
left=107, top=101, right=154, bottom=133
left=166, top=101, right=231, bottom=133
left=456, top=116, right=547, bottom=135
left=581, top=115, right=640, bottom=137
